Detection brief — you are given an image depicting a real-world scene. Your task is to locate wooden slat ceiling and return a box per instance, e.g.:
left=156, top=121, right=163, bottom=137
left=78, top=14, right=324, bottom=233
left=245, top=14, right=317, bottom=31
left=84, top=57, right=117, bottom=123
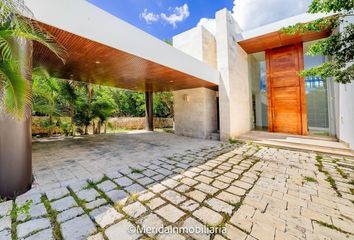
left=33, top=22, right=218, bottom=92
left=238, top=29, right=331, bottom=54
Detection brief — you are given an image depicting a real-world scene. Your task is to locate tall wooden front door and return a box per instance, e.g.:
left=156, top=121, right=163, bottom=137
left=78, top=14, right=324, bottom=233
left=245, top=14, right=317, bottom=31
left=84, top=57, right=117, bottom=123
left=266, top=44, right=307, bottom=135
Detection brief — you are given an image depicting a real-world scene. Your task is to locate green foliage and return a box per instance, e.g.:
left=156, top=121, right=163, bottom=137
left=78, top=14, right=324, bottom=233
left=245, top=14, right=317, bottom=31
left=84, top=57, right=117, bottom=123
left=163, top=39, right=173, bottom=45
left=32, top=74, right=174, bottom=136
left=154, top=92, right=174, bottom=117
left=282, top=0, right=354, bottom=84
left=307, top=0, right=354, bottom=13
left=16, top=199, right=33, bottom=221
left=92, top=86, right=117, bottom=122
left=0, top=0, right=65, bottom=119
left=111, top=89, right=145, bottom=117
left=303, top=176, right=318, bottom=183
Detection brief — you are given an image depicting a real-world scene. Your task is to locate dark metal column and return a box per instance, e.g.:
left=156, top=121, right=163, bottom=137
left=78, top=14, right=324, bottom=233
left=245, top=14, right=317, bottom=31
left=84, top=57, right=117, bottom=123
left=145, top=91, right=154, bottom=131
left=0, top=40, right=33, bottom=199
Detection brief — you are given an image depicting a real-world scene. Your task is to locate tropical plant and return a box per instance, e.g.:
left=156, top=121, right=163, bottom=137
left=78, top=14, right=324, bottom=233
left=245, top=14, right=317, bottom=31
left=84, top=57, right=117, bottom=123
left=32, top=67, right=61, bottom=136
left=154, top=92, right=173, bottom=118
left=73, top=84, right=93, bottom=135
left=0, top=0, right=65, bottom=119
left=92, top=86, right=117, bottom=134
left=282, top=0, right=354, bottom=84
left=57, top=80, right=78, bottom=136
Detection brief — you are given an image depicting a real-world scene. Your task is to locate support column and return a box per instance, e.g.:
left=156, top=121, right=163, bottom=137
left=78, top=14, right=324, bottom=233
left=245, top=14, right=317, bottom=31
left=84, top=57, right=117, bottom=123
left=0, top=40, right=33, bottom=199
left=145, top=91, right=154, bottom=131
left=216, top=9, right=251, bottom=141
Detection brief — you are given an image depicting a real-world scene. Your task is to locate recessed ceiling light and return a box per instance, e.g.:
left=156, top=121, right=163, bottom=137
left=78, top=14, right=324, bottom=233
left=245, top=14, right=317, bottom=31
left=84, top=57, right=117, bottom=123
left=169, top=80, right=174, bottom=83
left=95, top=61, right=101, bottom=64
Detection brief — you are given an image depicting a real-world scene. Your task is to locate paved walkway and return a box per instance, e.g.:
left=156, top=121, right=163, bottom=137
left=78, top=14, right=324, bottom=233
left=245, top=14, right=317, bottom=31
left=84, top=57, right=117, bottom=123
left=1, top=139, right=354, bottom=240
left=32, top=131, right=220, bottom=191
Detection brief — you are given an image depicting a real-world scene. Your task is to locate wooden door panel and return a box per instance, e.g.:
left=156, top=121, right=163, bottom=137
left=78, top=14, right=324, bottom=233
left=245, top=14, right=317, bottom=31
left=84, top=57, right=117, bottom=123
left=266, top=44, right=307, bottom=135
left=271, top=75, right=300, bottom=88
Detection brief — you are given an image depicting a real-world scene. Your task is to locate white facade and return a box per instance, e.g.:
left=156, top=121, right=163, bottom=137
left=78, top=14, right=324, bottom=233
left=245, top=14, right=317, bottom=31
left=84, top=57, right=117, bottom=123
left=173, top=9, right=354, bottom=150
left=26, top=1, right=353, bottom=149
left=334, top=16, right=354, bottom=149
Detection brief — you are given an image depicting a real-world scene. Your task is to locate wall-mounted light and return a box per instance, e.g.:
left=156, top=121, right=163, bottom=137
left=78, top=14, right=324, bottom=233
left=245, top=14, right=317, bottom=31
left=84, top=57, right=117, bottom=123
left=183, top=94, right=190, bottom=102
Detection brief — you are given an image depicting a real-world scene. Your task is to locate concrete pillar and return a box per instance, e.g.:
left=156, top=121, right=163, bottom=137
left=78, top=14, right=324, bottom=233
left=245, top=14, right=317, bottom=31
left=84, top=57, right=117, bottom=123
left=145, top=91, right=154, bottom=131
left=215, top=9, right=252, bottom=141
left=0, top=39, right=33, bottom=199
left=173, top=88, right=217, bottom=139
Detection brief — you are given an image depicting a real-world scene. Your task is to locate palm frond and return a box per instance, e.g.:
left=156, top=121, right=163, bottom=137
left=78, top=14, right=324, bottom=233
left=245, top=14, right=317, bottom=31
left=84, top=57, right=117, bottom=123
left=0, top=60, right=31, bottom=119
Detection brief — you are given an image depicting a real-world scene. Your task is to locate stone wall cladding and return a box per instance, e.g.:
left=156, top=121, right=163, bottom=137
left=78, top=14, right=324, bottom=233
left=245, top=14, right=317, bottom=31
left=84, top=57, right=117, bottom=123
left=32, top=117, right=173, bottom=135
left=173, top=88, right=217, bottom=139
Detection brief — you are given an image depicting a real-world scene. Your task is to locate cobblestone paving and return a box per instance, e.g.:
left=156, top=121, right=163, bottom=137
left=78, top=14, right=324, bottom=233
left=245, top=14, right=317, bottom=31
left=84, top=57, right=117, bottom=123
left=32, top=132, right=220, bottom=190
left=1, top=142, right=354, bottom=240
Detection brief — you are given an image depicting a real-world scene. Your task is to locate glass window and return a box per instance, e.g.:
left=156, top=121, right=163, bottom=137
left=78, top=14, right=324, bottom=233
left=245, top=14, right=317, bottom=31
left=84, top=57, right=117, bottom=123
left=304, top=55, right=329, bottom=132
left=250, top=52, right=268, bottom=130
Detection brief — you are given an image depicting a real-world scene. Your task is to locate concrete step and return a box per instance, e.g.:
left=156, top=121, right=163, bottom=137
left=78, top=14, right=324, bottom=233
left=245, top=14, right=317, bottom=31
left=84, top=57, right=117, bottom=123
left=251, top=139, right=354, bottom=157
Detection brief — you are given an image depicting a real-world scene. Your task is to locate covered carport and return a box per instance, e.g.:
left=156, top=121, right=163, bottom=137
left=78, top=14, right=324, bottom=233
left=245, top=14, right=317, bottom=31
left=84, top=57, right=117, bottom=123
left=0, top=0, right=219, bottom=198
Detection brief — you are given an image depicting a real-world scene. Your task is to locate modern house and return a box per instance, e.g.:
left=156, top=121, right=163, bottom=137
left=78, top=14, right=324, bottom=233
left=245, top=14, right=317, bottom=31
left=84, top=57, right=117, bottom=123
left=0, top=0, right=353, bottom=197
left=172, top=10, right=354, bottom=151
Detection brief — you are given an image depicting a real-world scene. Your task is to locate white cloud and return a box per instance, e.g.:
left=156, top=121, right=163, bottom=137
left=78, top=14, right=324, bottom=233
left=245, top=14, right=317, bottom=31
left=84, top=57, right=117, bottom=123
left=161, top=4, right=190, bottom=28
left=139, top=4, right=190, bottom=28
left=196, top=0, right=312, bottom=33
left=140, top=9, right=160, bottom=24
left=197, top=18, right=216, bottom=35
left=232, top=0, right=312, bottom=30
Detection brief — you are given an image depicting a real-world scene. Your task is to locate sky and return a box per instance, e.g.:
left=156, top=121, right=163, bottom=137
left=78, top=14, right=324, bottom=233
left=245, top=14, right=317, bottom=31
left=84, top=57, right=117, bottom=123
left=87, top=0, right=312, bottom=40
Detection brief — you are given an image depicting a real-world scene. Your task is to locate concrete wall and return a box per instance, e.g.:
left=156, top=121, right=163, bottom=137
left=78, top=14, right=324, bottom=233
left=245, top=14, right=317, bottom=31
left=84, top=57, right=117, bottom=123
left=172, top=26, right=218, bottom=139
left=215, top=9, right=252, bottom=141
left=173, top=26, right=217, bottom=68
left=334, top=16, right=354, bottom=150
left=173, top=88, right=217, bottom=139
left=336, top=82, right=354, bottom=149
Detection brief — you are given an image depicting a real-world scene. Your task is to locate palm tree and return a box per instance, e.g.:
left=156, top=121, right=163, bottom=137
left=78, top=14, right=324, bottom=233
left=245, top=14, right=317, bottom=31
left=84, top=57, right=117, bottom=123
left=59, top=80, right=78, bottom=136
left=0, top=0, right=65, bottom=119
left=32, top=67, right=61, bottom=136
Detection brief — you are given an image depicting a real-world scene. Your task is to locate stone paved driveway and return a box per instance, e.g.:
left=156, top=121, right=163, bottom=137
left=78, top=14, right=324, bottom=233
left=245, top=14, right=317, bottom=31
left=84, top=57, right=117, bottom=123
left=1, top=141, right=354, bottom=240
left=32, top=131, right=219, bottom=191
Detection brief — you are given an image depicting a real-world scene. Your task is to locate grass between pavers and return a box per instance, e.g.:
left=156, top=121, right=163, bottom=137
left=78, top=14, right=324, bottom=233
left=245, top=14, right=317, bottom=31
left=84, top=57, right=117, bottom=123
left=10, top=201, right=17, bottom=240
left=211, top=158, right=262, bottom=238
left=349, top=179, right=354, bottom=186
left=335, top=166, right=349, bottom=179
left=130, top=167, right=144, bottom=174
left=41, top=195, right=63, bottom=240
left=10, top=199, right=33, bottom=240
left=315, top=154, right=342, bottom=197
left=303, top=176, right=318, bottom=183
left=314, top=220, right=353, bottom=237
left=84, top=177, right=153, bottom=239
left=68, top=186, right=106, bottom=239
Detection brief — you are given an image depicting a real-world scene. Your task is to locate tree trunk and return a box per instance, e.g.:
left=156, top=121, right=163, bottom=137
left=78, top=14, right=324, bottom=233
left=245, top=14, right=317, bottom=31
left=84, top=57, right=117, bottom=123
left=84, top=125, right=88, bottom=135
left=48, top=115, right=53, bottom=137
left=97, top=121, right=101, bottom=134
left=104, top=123, right=107, bottom=134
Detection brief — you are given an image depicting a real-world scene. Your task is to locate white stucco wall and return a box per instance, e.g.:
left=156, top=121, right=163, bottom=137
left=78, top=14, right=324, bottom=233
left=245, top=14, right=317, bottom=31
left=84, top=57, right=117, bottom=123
left=336, top=82, right=354, bottom=149
left=173, top=26, right=217, bottom=68
left=216, top=9, right=252, bottom=141
left=334, top=16, right=354, bottom=150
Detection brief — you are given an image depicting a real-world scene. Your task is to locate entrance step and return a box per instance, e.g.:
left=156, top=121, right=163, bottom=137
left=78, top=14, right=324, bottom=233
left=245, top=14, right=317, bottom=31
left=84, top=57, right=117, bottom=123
left=239, top=131, right=354, bottom=157
left=210, top=132, right=220, bottom=141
